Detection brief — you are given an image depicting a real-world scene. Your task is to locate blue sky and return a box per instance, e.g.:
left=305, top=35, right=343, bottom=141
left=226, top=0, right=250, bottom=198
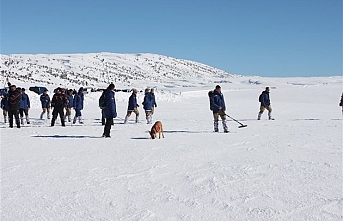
left=1, top=0, right=342, bottom=77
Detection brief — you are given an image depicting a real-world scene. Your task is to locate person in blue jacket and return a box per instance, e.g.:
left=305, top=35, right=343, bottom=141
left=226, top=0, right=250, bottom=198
left=102, top=83, right=117, bottom=138
left=150, top=88, right=157, bottom=115
left=257, top=87, right=274, bottom=120
left=65, top=89, right=74, bottom=122
left=40, top=89, right=51, bottom=119
left=142, top=88, right=153, bottom=124
left=210, top=85, right=229, bottom=133
left=1, top=92, right=9, bottom=123
left=19, top=88, right=30, bottom=124
left=124, top=88, right=140, bottom=124
left=73, top=87, right=84, bottom=124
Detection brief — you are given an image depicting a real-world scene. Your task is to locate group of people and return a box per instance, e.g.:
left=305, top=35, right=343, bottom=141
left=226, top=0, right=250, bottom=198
left=0, top=83, right=29, bottom=128
left=122, top=88, right=157, bottom=124
left=0, top=78, right=85, bottom=128
left=0, top=80, right=270, bottom=135
left=39, top=87, right=85, bottom=126
left=100, top=85, right=157, bottom=138
left=209, top=85, right=274, bottom=133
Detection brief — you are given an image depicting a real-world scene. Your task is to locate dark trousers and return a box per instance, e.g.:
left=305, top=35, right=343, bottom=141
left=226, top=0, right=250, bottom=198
left=19, top=108, right=29, bottom=117
left=8, top=108, right=20, bottom=128
left=103, top=118, right=113, bottom=136
left=51, top=107, right=65, bottom=126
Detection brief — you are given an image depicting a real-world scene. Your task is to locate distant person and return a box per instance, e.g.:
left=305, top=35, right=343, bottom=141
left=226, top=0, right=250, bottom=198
left=209, top=85, right=229, bottom=133
left=65, top=89, right=74, bottom=122
left=40, top=89, right=51, bottom=119
left=73, top=87, right=84, bottom=124
left=339, top=92, right=343, bottom=114
left=51, top=88, right=68, bottom=127
left=258, top=87, right=274, bottom=120
left=124, top=89, right=140, bottom=124
left=19, top=88, right=30, bottom=124
left=102, top=83, right=117, bottom=138
left=150, top=88, right=157, bottom=115
left=142, top=88, right=153, bottom=124
left=1, top=92, right=9, bottom=123
left=7, top=84, right=22, bottom=128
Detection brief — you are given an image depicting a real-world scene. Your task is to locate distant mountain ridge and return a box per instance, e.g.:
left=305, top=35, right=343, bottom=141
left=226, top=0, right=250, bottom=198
left=0, top=52, right=235, bottom=89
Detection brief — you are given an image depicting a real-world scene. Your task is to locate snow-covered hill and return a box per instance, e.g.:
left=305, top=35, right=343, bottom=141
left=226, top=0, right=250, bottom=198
left=0, top=53, right=236, bottom=90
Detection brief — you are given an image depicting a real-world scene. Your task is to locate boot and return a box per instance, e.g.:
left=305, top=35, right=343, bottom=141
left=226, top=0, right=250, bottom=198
left=73, top=116, right=77, bottom=124
left=148, top=115, right=153, bottom=124
left=15, top=119, right=20, bottom=128
left=26, top=115, right=30, bottom=124
left=124, top=116, right=129, bottom=124
left=222, top=120, right=229, bottom=133
left=135, top=116, right=139, bottom=123
left=20, top=117, right=24, bottom=125
left=257, top=113, right=262, bottom=120
left=214, top=121, right=219, bottom=132
left=78, top=117, right=84, bottom=124
left=68, top=115, right=71, bottom=122
left=40, top=112, right=44, bottom=120
left=4, top=115, right=7, bottom=123
left=268, top=113, right=274, bottom=120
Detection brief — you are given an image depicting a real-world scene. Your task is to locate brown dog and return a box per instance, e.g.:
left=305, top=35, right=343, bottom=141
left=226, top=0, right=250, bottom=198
left=150, top=121, right=164, bottom=139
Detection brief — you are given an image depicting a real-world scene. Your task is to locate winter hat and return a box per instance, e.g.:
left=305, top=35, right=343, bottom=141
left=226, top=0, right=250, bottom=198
left=108, top=83, right=115, bottom=90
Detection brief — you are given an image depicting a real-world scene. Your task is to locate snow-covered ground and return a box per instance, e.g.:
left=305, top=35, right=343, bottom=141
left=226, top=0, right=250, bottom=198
left=1, top=76, right=342, bottom=221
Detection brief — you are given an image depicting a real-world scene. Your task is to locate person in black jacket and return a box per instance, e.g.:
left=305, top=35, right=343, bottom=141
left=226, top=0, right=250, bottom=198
left=7, top=84, right=22, bottom=128
left=51, top=88, right=68, bottom=127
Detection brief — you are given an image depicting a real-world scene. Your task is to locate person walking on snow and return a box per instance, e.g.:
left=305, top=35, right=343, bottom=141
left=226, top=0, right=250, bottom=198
left=257, top=87, right=274, bottom=120
left=339, top=92, right=343, bottom=114
left=142, top=88, right=153, bottom=124
left=102, top=83, right=117, bottom=138
left=40, top=89, right=51, bottom=119
left=150, top=88, right=157, bottom=115
left=124, top=89, right=140, bottom=124
left=1, top=92, right=9, bottom=123
left=51, top=88, right=68, bottom=127
left=65, top=89, right=74, bottom=122
left=210, top=85, right=229, bottom=133
left=19, top=88, right=30, bottom=124
left=73, top=87, right=84, bottom=124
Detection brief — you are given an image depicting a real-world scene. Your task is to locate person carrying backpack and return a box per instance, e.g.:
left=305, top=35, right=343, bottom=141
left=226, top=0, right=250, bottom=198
left=257, top=87, right=274, bottom=120
left=102, top=83, right=117, bottom=138
left=142, top=88, right=153, bottom=124
left=209, top=85, right=229, bottom=133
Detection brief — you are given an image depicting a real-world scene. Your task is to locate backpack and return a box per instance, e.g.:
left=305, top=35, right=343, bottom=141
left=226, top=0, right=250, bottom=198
left=208, top=90, right=214, bottom=110
left=99, top=92, right=106, bottom=109
left=258, top=93, right=262, bottom=102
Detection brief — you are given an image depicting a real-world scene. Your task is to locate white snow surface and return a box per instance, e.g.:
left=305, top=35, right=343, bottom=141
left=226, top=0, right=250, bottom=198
left=0, top=56, right=342, bottom=220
